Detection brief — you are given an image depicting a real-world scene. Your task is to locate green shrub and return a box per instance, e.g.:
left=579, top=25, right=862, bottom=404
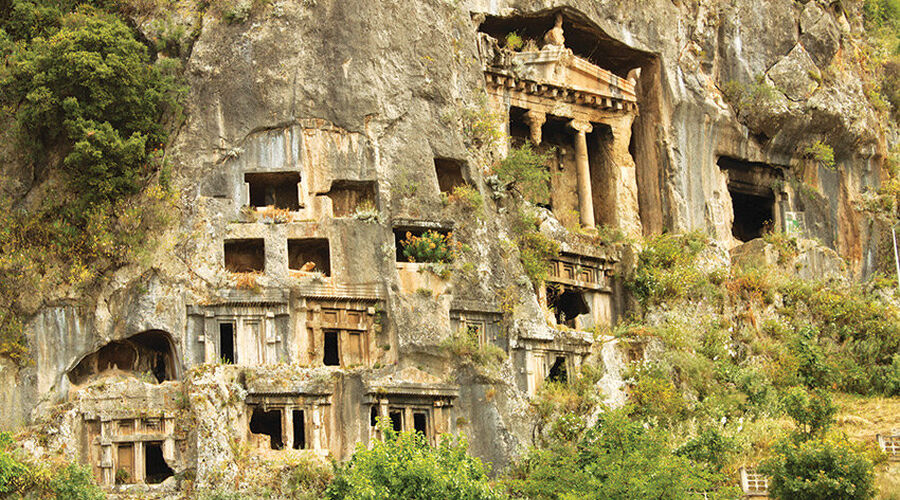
left=675, top=427, right=736, bottom=474
left=510, top=207, right=559, bottom=286
left=504, top=31, right=523, bottom=51
left=781, top=387, right=836, bottom=439
left=494, top=144, right=553, bottom=205
left=49, top=463, right=105, bottom=500
left=761, top=437, right=875, bottom=500
left=0, top=433, right=31, bottom=494
left=504, top=409, right=738, bottom=500
left=625, top=231, right=710, bottom=305
left=803, top=140, right=836, bottom=169
left=400, top=230, right=459, bottom=263
left=449, top=184, right=484, bottom=213
left=326, top=422, right=506, bottom=500
left=442, top=326, right=506, bottom=371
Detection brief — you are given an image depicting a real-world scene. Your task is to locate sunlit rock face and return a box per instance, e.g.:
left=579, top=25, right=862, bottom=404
left=3, top=0, right=889, bottom=493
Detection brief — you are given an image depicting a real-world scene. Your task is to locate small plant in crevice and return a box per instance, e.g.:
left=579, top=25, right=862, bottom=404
left=803, top=140, right=836, bottom=169
left=441, top=326, right=506, bottom=372
left=399, top=231, right=459, bottom=264
left=510, top=206, right=560, bottom=286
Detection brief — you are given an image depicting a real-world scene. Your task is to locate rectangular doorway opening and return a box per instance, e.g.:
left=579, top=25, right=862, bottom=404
left=292, top=410, right=306, bottom=449
left=224, top=238, right=265, bottom=272
left=249, top=407, right=284, bottom=450
left=323, top=330, right=340, bottom=366
left=547, top=286, right=589, bottom=328
left=547, top=356, right=568, bottom=383
left=116, top=443, right=134, bottom=485
left=413, top=412, right=428, bottom=436
left=144, top=442, right=173, bottom=484
left=244, top=172, right=301, bottom=210
left=389, top=410, right=403, bottom=432
left=288, top=238, right=331, bottom=275
left=718, top=156, right=781, bottom=243
left=219, top=323, right=235, bottom=364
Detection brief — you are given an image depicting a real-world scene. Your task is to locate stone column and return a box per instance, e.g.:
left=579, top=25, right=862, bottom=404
left=607, top=115, right=643, bottom=237
left=523, top=109, right=546, bottom=145
left=569, top=119, right=595, bottom=229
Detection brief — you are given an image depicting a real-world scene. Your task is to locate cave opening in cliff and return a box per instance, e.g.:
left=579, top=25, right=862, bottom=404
left=225, top=239, right=265, bottom=272
left=245, top=172, right=301, bottom=210
left=547, top=356, right=568, bottom=383
left=219, top=323, right=235, bottom=364
left=144, top=442, right=173, bottom=484
left=250, top=408, right=284, bottom=450
left=288, top=238, right=331, bottom=276
left=323, top=330, right=340, bottom=366
left=434, top=158, right=466, bottom=194
left=327, top=180, right=376, bottom=217
left=292, top=410, right=306, bottom=449
left=547, top=286, right=589, bottom=328
left=67, top=330, right=178, bottom=385
left=413, top=412, right=428, bottom=436
left=718, top=157, right=781, bottom=242
left=476, top=8, right=651, bottom=78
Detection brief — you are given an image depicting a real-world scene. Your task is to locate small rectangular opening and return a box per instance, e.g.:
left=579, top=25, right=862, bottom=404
left=434, top=158, right=466, bottom=193
left=327, top=180, right=376, bottom=217
left=718, top=157, right=780, bottom=243
left=249, top=407, right=283, bottom=450
left=547, top=286, right=589, bottom=328
left=389, top=410, right=403, bottom=432
left=224, top=239, right=265, bottom=273
left=244, top=172, right=301, bottom=210
left=413, top=412, right=428, bottom=436
left=144, top=442, right=173, bottom=484
left=288, top=238, right=330, bottom=275
left=323, top=330, right=340, bottom=366
left=370, top=406, right=379, bottom=427
left=292, top=410, right=306, bottom=449
left=219, top=323, right=235, bottom=364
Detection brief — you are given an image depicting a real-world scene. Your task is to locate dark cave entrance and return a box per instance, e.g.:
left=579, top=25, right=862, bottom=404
left=323, top=330, right=340, bottom=366
left=244, top=172, right=301, bottom=210
left=547, top=286, right=590, bottom=328
left=219, top=323, right=235, bottom=364
left=547, top=356, right=568, bottom=383
left=249, top=408, right=283, bottom=450
left=292, top=410, right=306, bottom=450
left=144, top=442, right=173, bottom=484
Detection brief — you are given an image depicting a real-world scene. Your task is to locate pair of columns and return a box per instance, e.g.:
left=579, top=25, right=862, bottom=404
left=523, top=109, right=596, bottom=229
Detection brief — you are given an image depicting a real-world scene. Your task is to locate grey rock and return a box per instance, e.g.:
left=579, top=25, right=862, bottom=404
left=767, top=44, right=821, bottom=101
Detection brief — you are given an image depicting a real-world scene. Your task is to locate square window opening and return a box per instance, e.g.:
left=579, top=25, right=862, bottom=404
left=434, top=158, right=466, bottom=194
left=244, top=172, right=301, bottom=210
left=288, top=238, right=331, bottom=276
left=224, top=239, right=265, bottom=273
left=323, top=330, right=340, bottom=366
left=327, top=180, right=376, bottom=217
left=249, top=407, right=284, bottom=450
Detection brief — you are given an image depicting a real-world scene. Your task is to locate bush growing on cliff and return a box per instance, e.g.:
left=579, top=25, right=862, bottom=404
left=0, top=433, right=104, bottom=499
left=326, top=422, right=506, bottom=500
left=494, top=143, right=553, bottom=205
left=503, top=409, right=740, bottom=500
left=625, top=231, right=711, bottom=305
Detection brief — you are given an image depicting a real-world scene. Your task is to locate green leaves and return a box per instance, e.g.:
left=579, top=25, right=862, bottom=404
left=761, top=437, right=876, bottom=500
left=326, top=423, right=506, bottom=500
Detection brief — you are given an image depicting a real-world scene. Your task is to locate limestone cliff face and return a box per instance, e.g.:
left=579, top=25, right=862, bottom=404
left=3, top=0, right=889, bottom=492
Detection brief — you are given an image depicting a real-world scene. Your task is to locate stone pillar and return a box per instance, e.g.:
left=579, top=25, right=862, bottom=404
left=607, top=116, right=643, bottom=237
left=569, top=119, right=595, bottom=229
left=523, top=109, right=546, bottom=145
left=283, top=407, right=294, bottom=450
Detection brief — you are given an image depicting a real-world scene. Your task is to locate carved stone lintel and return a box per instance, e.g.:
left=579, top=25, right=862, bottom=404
left=523, top=109, right=547, bottom=145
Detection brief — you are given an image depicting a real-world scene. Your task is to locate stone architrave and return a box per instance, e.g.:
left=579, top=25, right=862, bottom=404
left=568, top=119, right=595, bottom=229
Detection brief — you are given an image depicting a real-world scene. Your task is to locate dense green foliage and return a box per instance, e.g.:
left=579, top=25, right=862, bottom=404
left=625, top=231, right=711, bottom=305
left=504, top=409, right=739, bottom=500
left=763, top=438, right=876, bottom=500
left=510, top=206, right=560, bottom=286
left=326, top=423, right=506, bottom=500
left=400, top=230, right=459, bottom=263
left=0, top=0, right=181, bottom=364
left=0, top=433, right=105, bottom=499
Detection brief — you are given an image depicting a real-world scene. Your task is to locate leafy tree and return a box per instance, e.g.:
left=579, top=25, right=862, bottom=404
left=761, top=438, right=875, bottom=500
left=494, top=143, right=553, bottom=205
left=781, top=387, right=836, bottom=440
left=326, top=421, right=506, bottom=500
left=504, top=409, right=739, bottom=500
